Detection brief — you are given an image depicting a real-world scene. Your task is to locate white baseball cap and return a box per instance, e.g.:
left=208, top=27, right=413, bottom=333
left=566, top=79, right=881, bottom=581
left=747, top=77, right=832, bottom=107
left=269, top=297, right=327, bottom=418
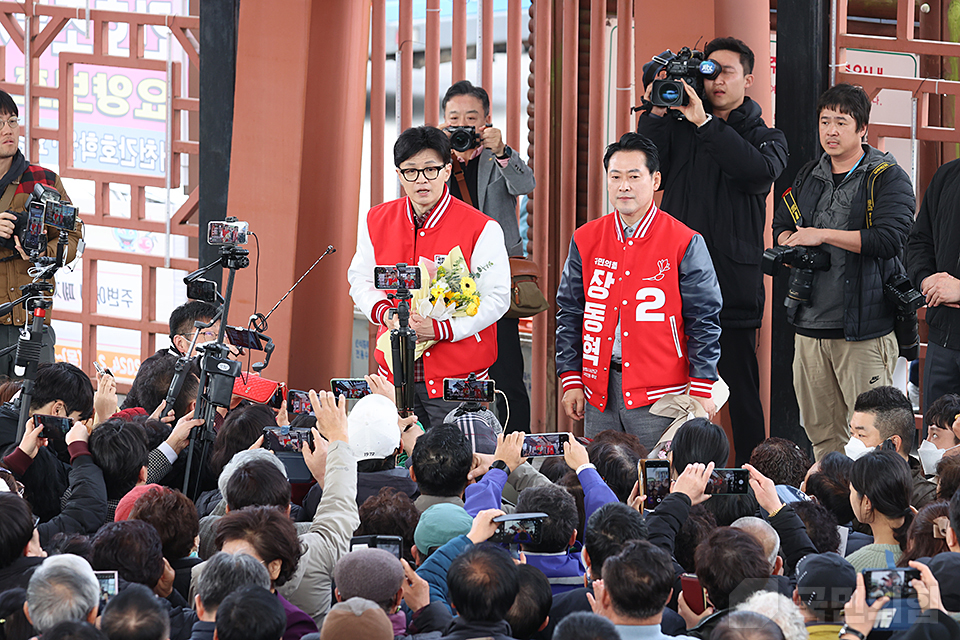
left=347, top=394, right=401, bottom=460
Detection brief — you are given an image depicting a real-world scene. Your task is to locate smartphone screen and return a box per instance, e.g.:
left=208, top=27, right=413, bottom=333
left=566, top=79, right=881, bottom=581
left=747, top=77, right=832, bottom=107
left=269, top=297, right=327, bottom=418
left=442, top=378, right=496, bottom=403
left=373, top=265, right=421, bottom=290
left=94, top=570, right=118, bottom=614
left=864, top=569, right=921, bottom=603
left=490, top=513, right=547, bottom=545
left=350, top=535, right=403, bottom=559
left=34, top=414, right=73, bottom=460
left=521, top=433, right=569, bottom=457
left=704, top=468, right=750, bottom=495
left=641, top=459, right=671, bottom=511
left=262, top=427, right=313, bottom=453
left=224, top=326, right=263, bottom=350
left=287, top=389, right=313, bottom=415
left=22, top=203, right=45, bottom=253
left=331, top=378, right=371, bottom=400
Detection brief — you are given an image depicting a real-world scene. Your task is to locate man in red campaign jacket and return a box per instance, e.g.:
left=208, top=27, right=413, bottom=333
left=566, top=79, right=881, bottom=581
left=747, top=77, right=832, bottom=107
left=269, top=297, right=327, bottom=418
left=556, top=133, right=722, bottom=448
left=348, top=126, right=510, bottom=430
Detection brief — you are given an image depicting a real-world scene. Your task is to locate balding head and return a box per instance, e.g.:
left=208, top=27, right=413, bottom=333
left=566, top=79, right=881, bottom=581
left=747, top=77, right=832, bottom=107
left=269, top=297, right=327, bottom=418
left=731, top=516, right=781, bottom=574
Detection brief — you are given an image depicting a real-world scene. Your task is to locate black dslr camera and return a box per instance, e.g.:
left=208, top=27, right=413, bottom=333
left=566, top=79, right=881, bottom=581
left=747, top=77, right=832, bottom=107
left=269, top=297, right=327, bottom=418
left=762, top=245, right=831, bottom=309
left=447, top=126, right=480, bottom=152
left=650, top=47, right=721, bottom=108
left=0, top=184, right=79, bottom=256
left=884, top=274, right=924, bottom=361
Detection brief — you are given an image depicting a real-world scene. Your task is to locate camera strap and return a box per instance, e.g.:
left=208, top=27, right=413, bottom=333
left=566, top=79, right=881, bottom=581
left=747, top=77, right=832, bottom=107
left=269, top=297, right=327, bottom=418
left=450, top=155, right=474, bottom=208
left=864, top=162, right=892, bottom=229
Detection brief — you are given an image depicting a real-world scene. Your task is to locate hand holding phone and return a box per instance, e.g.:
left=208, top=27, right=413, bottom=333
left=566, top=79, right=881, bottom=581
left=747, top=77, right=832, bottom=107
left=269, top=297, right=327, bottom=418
left=863, top=568, right=921, bottom=604
left=680, top=573, right=707, bottom=615
left=489, top=513, right=548, bottom=545
left=521, top=433, right=570, bottom=457
left=331, top=378, right=372, bottom=400
left=34, top=414, right=74, bottom=461
left=640, top=459, right=671, bottom=511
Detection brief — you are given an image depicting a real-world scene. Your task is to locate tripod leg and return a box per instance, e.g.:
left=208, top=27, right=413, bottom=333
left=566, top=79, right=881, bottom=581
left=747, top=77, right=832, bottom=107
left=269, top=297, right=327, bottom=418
left=390, top=329, right=406, bottom=414
left=403, top=328, right=416, bottom=418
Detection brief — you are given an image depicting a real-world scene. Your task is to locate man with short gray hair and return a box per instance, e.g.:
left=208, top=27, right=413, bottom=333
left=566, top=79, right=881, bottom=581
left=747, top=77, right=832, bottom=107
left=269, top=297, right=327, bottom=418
left=25, top=554, right=99, bottom=633
left=191, top=552, right=272, bottom=640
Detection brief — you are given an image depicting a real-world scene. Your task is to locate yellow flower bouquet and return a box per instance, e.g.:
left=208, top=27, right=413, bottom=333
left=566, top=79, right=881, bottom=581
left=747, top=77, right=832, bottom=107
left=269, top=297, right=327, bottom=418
left=377, top=246, right=491, bottom=372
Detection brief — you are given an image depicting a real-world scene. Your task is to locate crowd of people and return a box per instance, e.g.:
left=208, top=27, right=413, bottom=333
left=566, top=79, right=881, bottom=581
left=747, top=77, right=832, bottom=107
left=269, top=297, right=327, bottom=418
left=5, top=27, right=960, bottom=640
left=2, top=295, right=960, bottom=640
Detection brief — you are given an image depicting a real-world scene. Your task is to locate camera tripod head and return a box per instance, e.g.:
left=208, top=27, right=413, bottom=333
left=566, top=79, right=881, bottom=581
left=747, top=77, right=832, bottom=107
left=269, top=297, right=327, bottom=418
left=219, top=244, right=250, bottom=271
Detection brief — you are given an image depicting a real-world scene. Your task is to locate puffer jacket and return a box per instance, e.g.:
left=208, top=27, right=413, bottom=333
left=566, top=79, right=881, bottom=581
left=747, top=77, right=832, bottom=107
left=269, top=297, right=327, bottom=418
left=772, top=145, right=915, bottom=341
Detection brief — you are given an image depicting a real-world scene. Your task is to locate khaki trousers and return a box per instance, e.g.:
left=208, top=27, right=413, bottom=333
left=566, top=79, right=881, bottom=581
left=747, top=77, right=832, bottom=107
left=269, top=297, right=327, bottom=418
left=793, top=331, right=898, bottom=461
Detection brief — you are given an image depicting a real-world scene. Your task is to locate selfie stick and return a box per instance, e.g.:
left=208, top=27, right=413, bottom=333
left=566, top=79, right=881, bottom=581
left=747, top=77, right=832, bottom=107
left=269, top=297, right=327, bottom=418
left=388, top=263, right=417, bottom=418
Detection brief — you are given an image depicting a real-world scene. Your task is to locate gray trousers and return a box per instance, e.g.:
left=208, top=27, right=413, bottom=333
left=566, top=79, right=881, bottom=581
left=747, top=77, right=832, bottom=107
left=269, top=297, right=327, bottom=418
left=413, top=381, right=462, bottom=431
left=0, top=323, right=56, bottom=379
left=584, top=368, right=673, bottom=451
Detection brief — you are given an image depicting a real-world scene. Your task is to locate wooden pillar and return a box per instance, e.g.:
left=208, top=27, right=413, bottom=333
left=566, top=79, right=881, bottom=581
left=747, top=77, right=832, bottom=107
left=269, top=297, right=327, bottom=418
left=225, top=0, right=371, bottom=392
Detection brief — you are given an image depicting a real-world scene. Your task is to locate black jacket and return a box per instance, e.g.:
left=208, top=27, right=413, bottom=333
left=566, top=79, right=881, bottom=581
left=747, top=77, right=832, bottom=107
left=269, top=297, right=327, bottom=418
left=638, top=97, right=788, bottom=328
left=36, top=453, right=108, bottom=547
left=533, top=585, right=687, bottom=640
left=773, top=146, right=915, bottom=341
left=439, top=618, right=515, bottom=640
left=907, top=158, right=960, bottom=349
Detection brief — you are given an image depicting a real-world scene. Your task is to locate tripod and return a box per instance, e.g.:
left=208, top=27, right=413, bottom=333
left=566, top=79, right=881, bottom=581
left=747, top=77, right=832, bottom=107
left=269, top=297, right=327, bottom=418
left=388, top=267, right=417, bottom=418
left=181, top=244, right=249, bottom=500
left=0, top=232, right=70, bottom=442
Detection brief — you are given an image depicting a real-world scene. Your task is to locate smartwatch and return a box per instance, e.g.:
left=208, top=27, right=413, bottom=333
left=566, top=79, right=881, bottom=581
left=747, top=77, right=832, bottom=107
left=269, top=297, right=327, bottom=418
left=490, top=460, right=510, bottom=473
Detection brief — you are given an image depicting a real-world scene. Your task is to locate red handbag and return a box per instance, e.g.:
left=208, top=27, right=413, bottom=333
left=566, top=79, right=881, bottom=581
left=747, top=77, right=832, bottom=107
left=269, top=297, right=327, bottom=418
left=233, top=372, right=284, bottom=406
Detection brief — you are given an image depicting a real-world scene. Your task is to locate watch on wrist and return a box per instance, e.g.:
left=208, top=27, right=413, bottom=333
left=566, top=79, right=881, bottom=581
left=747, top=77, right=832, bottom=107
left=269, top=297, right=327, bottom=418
left=496, top=146, right=512, bottom=160
left=838, top=624, right=866, bottom=640
left=490, top=460, right=510, bottom=473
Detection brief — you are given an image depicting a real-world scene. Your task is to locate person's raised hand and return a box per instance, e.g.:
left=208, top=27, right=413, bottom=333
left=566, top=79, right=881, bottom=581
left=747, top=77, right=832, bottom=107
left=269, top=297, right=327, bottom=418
left=399, top=414, right=421, bottom=456
left=674, top=79, right=708, bottom=126
left=561, top=389, right=585, bottom=421
left=94, top=371, right=118, bottom=423
left=400, top=558, right=431, bottom=612
left=563, top=435, right=590, bottom=471
left=843, top=572, right=887, bottom=637
left=65, top=420, right=89, bottom=446
left=0, top=211, right=16, bottom=239
left=585, top=579, right=606, bottom=615
left=310, top=389, right=348, bottom=443
left=248, top=434, right=264, bottom=451
left=468, top=452, right=495, bottom=482
left=276, top=399, right=290, bottom=427
left=165, top=410, right=204, bottom=454
left=671, top=461, right=714, bottom=505
left=302, top=427, right=329, bottom=487
left=467, top=508, right=504, bottom=545
left=678, top=589, right=714, bottom=630
left=743, top=463, right=783, bottom=515
left=149, top=400, right=176, bottom=425
left=479, top=124, right=506, bottom=157
left=494, top=431, right=525, bottom=473
left=18, top=417, right=44, bottom=459
left=909, top=560, right=945, bottom=613
left=627, top=480, right=646, bottom=512
left=154, top=558, right=175, bottom=598
left=365, top=374, right=395, bottom=401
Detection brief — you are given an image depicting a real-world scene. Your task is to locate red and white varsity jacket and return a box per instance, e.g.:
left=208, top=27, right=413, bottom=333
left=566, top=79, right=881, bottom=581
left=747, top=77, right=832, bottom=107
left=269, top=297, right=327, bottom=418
left=555, top=204, right=722, bottom=412
left=348, top=187, right=511, bottom=398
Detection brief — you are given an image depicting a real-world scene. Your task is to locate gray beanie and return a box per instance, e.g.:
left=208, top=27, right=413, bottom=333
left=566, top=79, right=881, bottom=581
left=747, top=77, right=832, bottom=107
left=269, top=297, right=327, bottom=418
left=333, top=547, right=404, bottom=608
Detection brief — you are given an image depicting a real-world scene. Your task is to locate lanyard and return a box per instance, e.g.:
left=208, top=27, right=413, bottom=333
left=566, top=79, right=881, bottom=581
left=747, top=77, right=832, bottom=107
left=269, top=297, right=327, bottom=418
left=842, top=153, right=865, bottom=183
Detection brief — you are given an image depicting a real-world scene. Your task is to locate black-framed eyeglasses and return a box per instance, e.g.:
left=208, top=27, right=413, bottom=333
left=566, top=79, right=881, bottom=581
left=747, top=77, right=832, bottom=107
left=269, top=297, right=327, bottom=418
left=399, top=165, right=445, bottom=182
left=182, top=330, right=217, bottom=342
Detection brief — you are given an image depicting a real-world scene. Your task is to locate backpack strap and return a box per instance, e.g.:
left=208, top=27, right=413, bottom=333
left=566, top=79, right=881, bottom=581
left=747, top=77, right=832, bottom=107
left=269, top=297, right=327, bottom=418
left=864, top=161, right=893, bottom=229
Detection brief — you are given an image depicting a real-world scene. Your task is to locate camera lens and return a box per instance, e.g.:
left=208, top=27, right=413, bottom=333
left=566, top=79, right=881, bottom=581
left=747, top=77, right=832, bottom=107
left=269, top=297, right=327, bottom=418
left=655, top=81, right=683, bottom=106
left=449, top=128, right=478, bottom=152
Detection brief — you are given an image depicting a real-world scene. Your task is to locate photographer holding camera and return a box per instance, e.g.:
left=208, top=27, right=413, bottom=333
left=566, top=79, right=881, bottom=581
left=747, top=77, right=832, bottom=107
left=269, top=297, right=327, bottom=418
left=0, top=90, right=80, bottom=377
left=772, top=84, right=914, bottom=461
left=441, top=80, right=535, bottom=432
left=637, top=38, right=788, bottom=464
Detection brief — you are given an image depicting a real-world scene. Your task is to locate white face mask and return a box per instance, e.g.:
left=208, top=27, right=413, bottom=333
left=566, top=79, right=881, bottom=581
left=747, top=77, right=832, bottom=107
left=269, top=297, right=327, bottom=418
left=844, top=436, right=871, bottom=461
left=918, top=439, right=960, bottom=476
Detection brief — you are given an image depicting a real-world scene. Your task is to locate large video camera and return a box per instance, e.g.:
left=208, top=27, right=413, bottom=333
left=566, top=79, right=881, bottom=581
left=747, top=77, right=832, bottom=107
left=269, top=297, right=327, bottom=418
left=0, top=184, right=79, bottom=257
left=649, top=47, right=720, bottom=108
left=761, top=245, right=831, bottom=309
